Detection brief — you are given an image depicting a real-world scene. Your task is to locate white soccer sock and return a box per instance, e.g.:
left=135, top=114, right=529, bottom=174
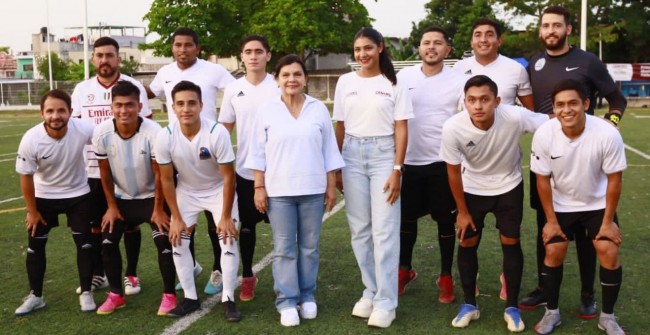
left=220, top=237, right=239, bottom=302
left=173, top=234, right=198, bottom=300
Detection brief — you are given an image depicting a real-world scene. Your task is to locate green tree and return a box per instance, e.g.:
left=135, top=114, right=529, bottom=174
left=35, top=52, right=70, bottom=81
left=66, top=61, right=97, bottom=81
left=385, top=38, right=417, bottom=61
left=0, top=46, right=9, bottom=53
left=120, top=59, right=141, bottom=76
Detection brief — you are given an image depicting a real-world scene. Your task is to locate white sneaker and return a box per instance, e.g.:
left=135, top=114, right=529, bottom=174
left=124, top=276, right=141, bottom=295
left=452, top=304, right=480, bottom=328
left=76, top=275, right=108, bottom=294
left=15, top=291, right=46, bottom=316
left=352, top=298, right=373, bottom=318
left=368, top=308, right=396, bottom=328
left=299, top=301, right=317, bottom=319
left=598, top=313, right=626, bottom=335
left=280, top=307, right=300, bottom=327
left=79, top=291, right=96, bottom=312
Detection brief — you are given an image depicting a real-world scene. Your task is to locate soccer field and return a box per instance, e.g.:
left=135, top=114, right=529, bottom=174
left=1, top=108, right=648, bottom=334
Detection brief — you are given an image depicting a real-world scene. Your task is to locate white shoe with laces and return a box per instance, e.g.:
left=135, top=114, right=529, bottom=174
left=280, top=307, right=300, bottom=327
left=299, top=301, right=317, bottom=319
left=79, top=291, right=96, bottom=312
left=15, top=291, right=46, bottom=316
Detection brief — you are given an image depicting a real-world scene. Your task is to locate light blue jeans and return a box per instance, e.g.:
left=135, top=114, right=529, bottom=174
left=268, top=194, right=325, bottom=311
left=342, top=134, right=400, bottom=312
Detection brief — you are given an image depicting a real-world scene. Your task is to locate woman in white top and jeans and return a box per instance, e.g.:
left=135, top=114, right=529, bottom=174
left=333, top=27, right=413, bottom=328
left=246, top=54, right=344, bottom=327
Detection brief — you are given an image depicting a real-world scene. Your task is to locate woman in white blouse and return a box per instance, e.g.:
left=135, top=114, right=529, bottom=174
left=333, top=27, right=413, bottom=329
left=246, top=54, right=344, bottom=327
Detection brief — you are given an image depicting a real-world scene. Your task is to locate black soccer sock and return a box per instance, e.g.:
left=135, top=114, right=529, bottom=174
left=502, top=242, right=524, bottom=308
left=239, top=221, right=257, bottom=278
left=458, top=244, right=479, bottom=306
left=26, top=234, right=48, bottom=297
left=438, top=220, right=456, bottom=276
left=535, top=210, right=546, bottom=288
left=189, top=230, right=196, bottom=266
left=72, top=229, right=94, bottom=293
left=399, top=219, right=417, bottom=270
left=151, top=226, right=176, bottom=294
left=91, top=230, right=104, bottom=276
left=541, top=264, right=563, bottom=310
left=575, top=230, right=596, bottom=297
left=600, top=266, right=622, bottom=314
left=204, top=210, right=222, bottom=272
left=124, top=227, right=141, bottom=277
left=102, top=223, right=125, bottom=294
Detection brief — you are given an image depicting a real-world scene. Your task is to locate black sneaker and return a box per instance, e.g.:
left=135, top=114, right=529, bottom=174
left=222, top=298, right=242, bottom=322
left=578, top=294, right=597, bottom=320
left=518, top=288, right=547, bottom=310
left=167, top=298, right=200, bottom=318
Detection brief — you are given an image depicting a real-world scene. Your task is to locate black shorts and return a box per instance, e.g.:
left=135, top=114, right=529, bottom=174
left=548, top=209, right=619, bottom=244
left=87, top=178, right=108, bottom=228
left=236, top=174, right=269, bottom=224
left=463, top=182, right=524, bottom=239
left=35, top=194, right=93, bottom=235
left=401, top=162, right=456, bottom=222
left=116, top=198, right=154, bottom=229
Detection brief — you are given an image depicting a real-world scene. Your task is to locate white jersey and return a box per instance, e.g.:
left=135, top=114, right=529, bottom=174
left=93, top=117, right=162, bottom=200
left=245, top=94, right=345, bottom=197
left=150, top=59, right=235, bottom=125
left=218, top=74, right=280, bottom=180
left=333, top=72, right=413, bottom=137
left=71, top=74, right=152, bottom=179
left=397, top=65, right=468, bottom=165
left=154, top=117, right=235, bottom=196
left=531, top=115, right=627, bottom=212
left=440, top=104, right=548, bottom=196
left=454, top=55, right=532, bottom=105
left=16, top=118, right=93, bottom=199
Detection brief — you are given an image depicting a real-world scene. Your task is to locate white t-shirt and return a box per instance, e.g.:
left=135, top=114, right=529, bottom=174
left=150, top=59, right=235, bottom=125
left=333, top=72, right=413, bottom=137
left=218, top=74, right=280, bottom=180
left=245, top=95, right=345, bottom=197
left=440, top=104, right=548, bottom=196
left=16, top=118, right=93, bottom=199
left=154, top=117, right=235, bottom=197
left=71, top=74, right=152, bottom=179
left=531, top=115, right=627, bottom=212
left=454, top=55, right=532, bottom=106
left=397, top=65, right=468, bottom=165
left=93, top=117, right=162, bottom=200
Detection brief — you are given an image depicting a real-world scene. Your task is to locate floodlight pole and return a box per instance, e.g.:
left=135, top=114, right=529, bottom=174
left=580, top=0, right=587, bottom=51
left=45, top=0, right=53, bottom=90
left=83, top=0, right=89, bottom=79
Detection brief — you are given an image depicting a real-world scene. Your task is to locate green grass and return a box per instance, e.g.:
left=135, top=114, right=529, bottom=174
left=1, top=108, right=649, bottom=334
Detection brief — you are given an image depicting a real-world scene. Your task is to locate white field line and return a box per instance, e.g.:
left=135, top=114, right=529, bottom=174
left=0, top=152, right=16, bottom=157
left=0, top=196, right=23, bottom=204
left=161, top=200, right=346, bottom=335
left=625, top=144, right=650, bottom=160
left=0, top=158, right=14, bottom=163
left=0, top=133, right=22, bottom=138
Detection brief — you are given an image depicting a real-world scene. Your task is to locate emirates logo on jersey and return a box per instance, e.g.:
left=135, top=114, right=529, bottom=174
left=86, top=94, right=95, bottom=104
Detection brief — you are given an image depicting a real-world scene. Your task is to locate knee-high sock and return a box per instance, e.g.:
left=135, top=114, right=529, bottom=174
left=458, top=244, right=479, bottom=306
left=151, top=228, right=176, bottom=294
left=535, top=210, right=545, bottom=288
left=220, top=236, right=239, bottom=302
left=102, top=223, right=125, bottom=294
left=399, top=219, right=417, bottom=269
left=239, top=221, right=256, bottom=278
left=502, top=242, right=524, bottom=308
left=438, top=220, right=456, bottom=276
left=541, top=264, right=563, bottom=310
left=600, top=266, right=622, bottom=314
left=72, top=230, right=94, bottom=293
left=124, top=228, right=141, bottom=277
left=26, top=234, right=48, bottom=297
left=575, top=230, right=596, bottom=297
left=173, top=232, right=197, bottom=300
left=189, top=230, right=196, bottom=267
left=204, top=211, right=222, bottom=272
left=91, top=230, right=104, bottom=276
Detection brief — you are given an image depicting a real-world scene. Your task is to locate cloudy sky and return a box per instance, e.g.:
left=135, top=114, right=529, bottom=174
left=0, top=0, right=428, bottom=53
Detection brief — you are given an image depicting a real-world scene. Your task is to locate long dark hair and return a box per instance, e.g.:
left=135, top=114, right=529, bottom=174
left=354, top=27, right=397, bottom=85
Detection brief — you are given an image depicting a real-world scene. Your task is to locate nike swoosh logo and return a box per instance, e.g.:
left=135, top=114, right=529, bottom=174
left=165, top=80, right=172, bottom=83
left=565, top=67, right=579, bottom=72
left=551, top=156, right=561, bottom=160
left=42, top=154, right=53, bottom=159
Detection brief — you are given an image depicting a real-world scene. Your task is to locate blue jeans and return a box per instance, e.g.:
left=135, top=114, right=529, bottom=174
left=268, top=194, right=325, bottom=311
left=341, top=134, right=400, bottom=312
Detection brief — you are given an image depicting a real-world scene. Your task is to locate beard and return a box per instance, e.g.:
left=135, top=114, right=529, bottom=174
left=44, top=118, right=68, bottom=132
left=98, top=64, right=117, bottom=79
left=541, top=32, right=568, bottom=51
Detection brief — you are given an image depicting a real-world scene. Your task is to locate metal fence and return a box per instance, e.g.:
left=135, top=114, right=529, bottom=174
left=0, top=80, right=77, bottom=108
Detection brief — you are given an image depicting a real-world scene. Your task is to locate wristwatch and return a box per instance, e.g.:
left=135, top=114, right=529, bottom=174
left=393, top=165, right=405, bottom=174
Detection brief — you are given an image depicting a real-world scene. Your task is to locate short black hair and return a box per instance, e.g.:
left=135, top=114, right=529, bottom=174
left=542, top=5, right=571, bottom=25
left=240, top=35, right=270, bottom=53
left=171, top=80, right=202, bottom=103
left=40, top=89, right=71, bottom=111
left=421, top=26, right=451, bottom=45
left=93, top=36, right=119, bottom=53
left=464, top=75, right=498, bottom=97
left=472, top=18, right=502, bottom=38
left=274, top=54, right=307, bottom=80
left=172, top=27, right=199, bottom=46
left=551, top=79, right=588, bottom=103
left=112, top=81, right=140, bottom=101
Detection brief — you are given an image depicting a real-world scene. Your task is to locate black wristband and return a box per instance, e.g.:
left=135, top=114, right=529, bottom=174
left=604, top=112, right=621, bottom=126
